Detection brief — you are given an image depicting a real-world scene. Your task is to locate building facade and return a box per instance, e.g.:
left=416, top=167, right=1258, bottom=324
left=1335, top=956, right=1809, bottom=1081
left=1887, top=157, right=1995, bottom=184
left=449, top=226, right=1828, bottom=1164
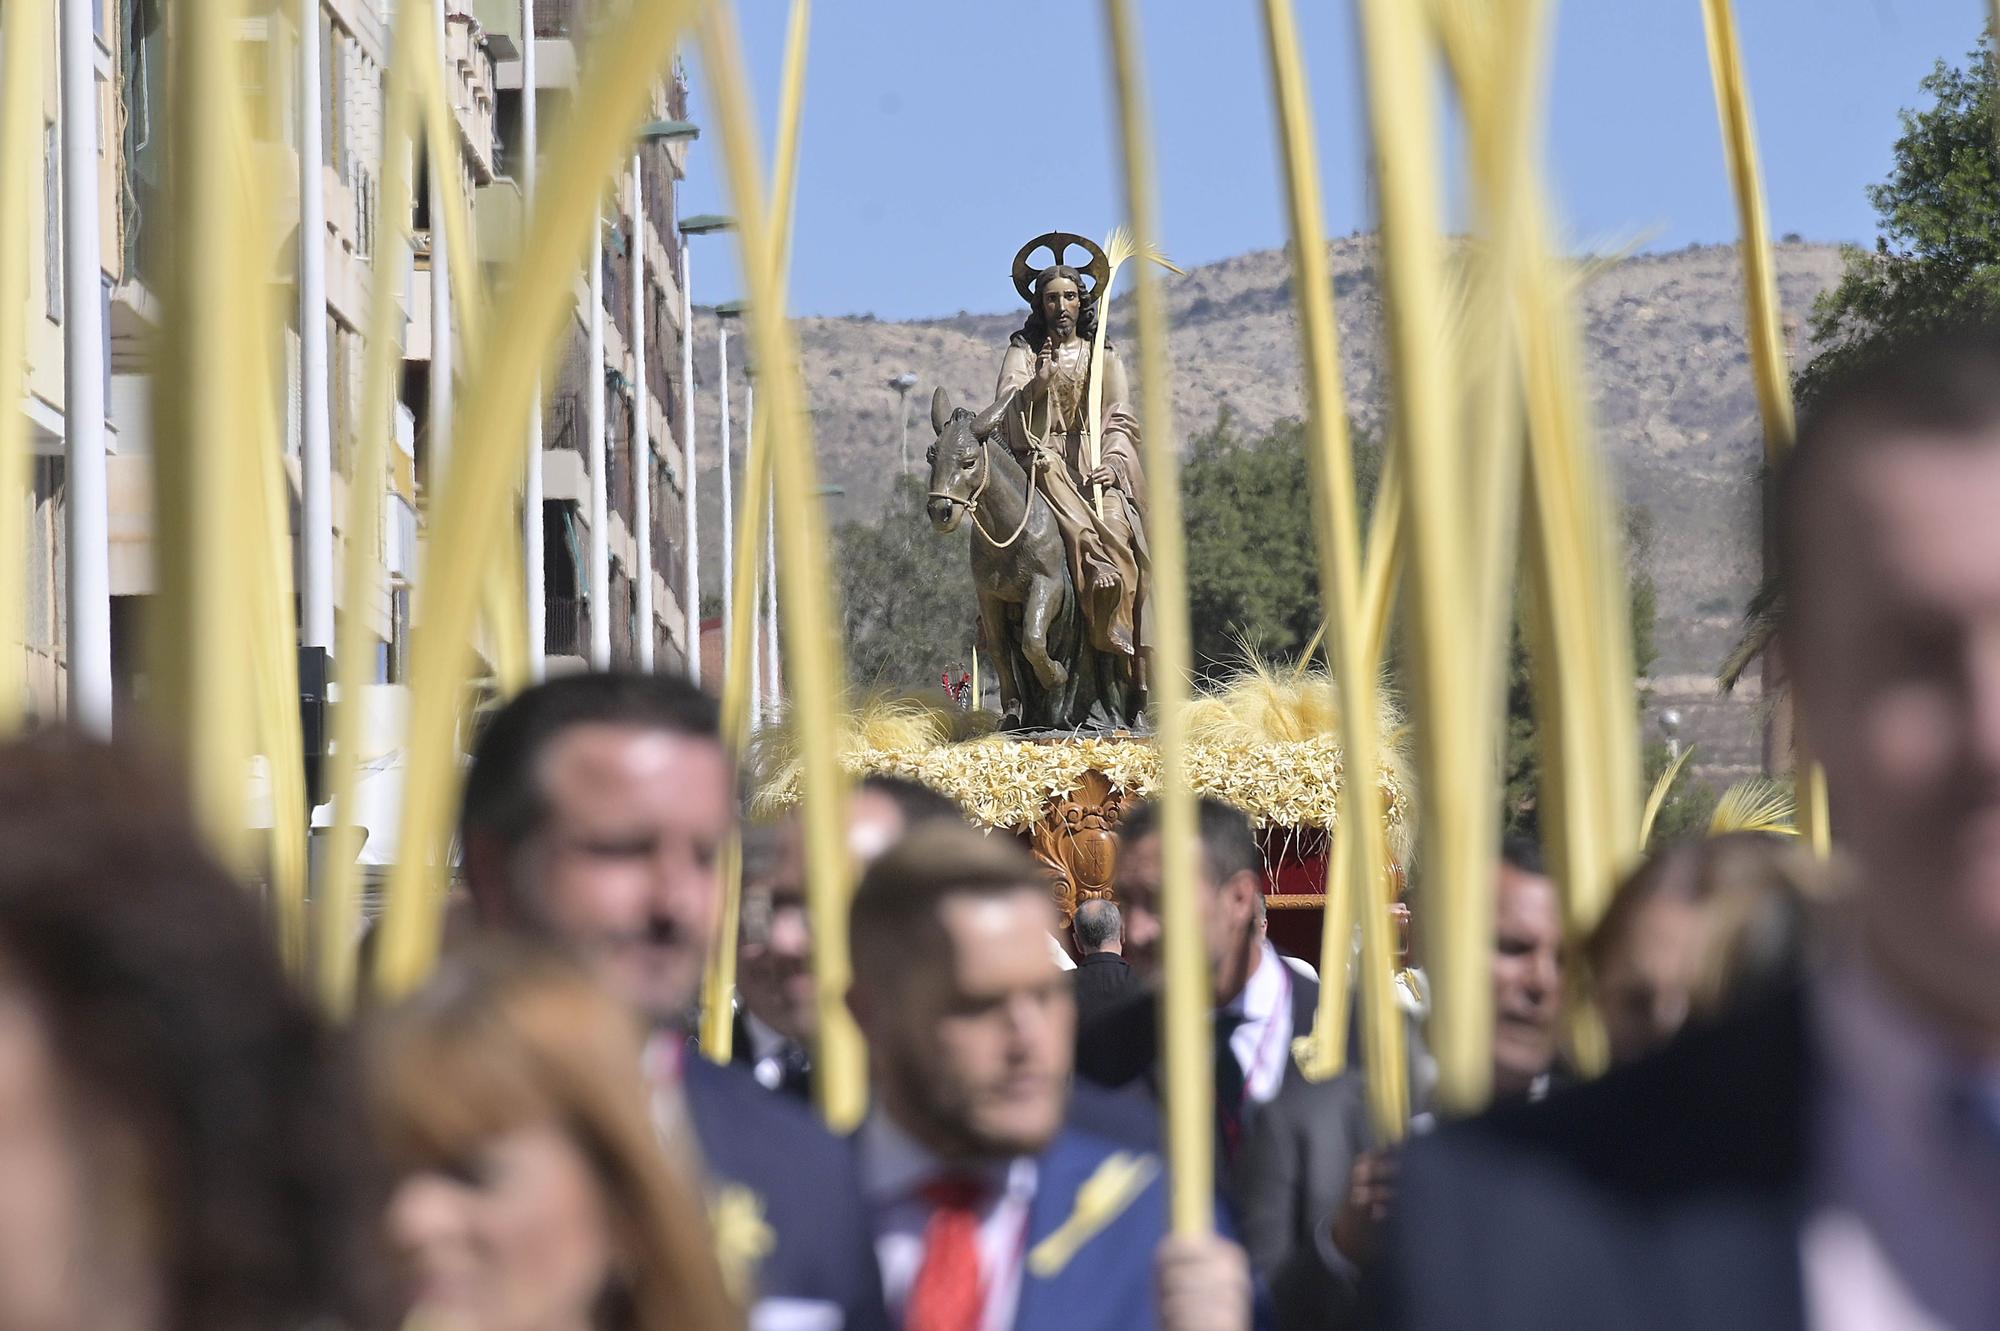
left=13, top=0, right=697, bottom=740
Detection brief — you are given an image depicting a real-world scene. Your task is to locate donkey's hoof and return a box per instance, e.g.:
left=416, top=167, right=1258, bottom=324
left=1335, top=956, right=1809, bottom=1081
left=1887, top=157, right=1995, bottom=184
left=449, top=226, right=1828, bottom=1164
left=1031, top=658, right=1069, bottom=689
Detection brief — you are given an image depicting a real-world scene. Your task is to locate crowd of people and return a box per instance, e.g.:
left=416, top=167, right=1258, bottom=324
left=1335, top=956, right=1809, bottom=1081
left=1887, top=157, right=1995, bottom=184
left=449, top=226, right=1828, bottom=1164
left=0, top=332, right=1994, bottom=1330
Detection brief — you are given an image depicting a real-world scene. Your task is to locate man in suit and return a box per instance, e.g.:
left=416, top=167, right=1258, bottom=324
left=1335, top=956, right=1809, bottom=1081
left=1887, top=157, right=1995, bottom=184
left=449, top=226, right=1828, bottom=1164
left=847, top=818, right=1255, bottom=1331
left=1071, top=897, right=1141, bottom=1024
left=459, top=672, right=889, bottom=1331
left=1076, top=799, right=1320, bottom=1175
left=735, top=774, right=969, bottom=1103
left=1234, top=841, right=1561, bottom=1330
left=1374, top=334, right=2000, bottom=1330
left=735, top=819, right=816, bottom=1101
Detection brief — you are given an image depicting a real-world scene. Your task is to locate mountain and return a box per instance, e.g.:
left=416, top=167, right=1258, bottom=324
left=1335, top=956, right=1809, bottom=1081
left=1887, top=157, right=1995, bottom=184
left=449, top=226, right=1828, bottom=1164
left=687, top=236, right=1848, bottom=786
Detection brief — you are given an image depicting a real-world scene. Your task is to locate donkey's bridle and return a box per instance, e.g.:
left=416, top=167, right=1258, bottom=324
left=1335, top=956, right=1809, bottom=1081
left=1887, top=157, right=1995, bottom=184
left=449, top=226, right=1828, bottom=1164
left=928, top=432, right=1037, bottom=549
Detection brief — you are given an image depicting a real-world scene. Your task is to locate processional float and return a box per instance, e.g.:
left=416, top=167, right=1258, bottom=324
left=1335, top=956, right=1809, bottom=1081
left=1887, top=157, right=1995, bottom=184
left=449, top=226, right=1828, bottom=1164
left=0, top=0, right=1824, bottom=1243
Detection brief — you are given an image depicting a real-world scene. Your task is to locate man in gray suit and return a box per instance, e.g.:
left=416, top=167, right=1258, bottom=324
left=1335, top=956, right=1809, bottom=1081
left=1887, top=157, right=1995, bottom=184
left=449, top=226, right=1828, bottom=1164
left=1232, top=842, right=1562, bottom=1331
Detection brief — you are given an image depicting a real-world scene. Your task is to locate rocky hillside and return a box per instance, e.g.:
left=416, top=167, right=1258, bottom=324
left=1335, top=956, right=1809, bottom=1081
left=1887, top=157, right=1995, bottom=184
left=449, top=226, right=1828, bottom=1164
left=688, top=237, right=1848, bottom=785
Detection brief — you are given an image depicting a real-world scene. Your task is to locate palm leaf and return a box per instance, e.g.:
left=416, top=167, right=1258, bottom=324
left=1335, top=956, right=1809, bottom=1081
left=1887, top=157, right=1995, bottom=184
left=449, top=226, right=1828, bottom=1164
left=1638, top=743, right=1697, bottom=850
left=1717, top=573, right=1782, bottom=694
left=1708, top=777, right=1798, bottom=837
left=1084, top=227, right=1183, bottom=508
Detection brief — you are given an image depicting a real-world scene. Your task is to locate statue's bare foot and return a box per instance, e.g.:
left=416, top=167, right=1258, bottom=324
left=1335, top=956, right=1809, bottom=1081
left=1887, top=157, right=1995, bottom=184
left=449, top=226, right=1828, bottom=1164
left=1086, top=557, right=1119, bottom=593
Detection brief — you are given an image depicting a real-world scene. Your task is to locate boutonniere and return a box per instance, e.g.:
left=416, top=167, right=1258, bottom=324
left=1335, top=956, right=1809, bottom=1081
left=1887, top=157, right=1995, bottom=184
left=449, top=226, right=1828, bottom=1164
left=1026, top=1150, right=1159, bottom=1277
left=710, top=1183, right=775, bottom=1301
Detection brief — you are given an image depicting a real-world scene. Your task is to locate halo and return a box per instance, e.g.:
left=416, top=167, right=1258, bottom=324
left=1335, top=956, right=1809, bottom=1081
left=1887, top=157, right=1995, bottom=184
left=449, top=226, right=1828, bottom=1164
left=1011, top=231, right=1110, bottom=307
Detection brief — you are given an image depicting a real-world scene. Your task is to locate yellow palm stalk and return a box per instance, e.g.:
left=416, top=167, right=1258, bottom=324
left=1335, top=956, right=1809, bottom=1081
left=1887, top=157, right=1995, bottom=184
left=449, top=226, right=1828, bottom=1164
left=407, top=12, right=530, bottom=695
left=0, top=0, right=47, bottom=734
left=701, top=0, right=814, bottom=1065
left=697, top=0, right=865, bottom=1129
left=374, top=0, right=701, bottom=999
left=318, top=0, right=426, bottom=1015
left=1102, top=0, right=1209, bottom=1234
left=150, top=0, right=262, bottom=875
left=1254, top=0, right=1404, bottom=1138
left=1354, top=0, right=1491, bottom=1117
left=242, top=274, right=309, bottom=971
left=1517, top=254, right=1642, bottom=1077
left=1085, top=225, right=1184, bottom=517
left=1697, top=0, right=1830, bottom=857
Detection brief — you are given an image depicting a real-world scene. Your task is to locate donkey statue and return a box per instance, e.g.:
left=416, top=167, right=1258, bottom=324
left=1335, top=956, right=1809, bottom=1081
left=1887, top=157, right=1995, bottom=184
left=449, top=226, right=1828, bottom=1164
left=924, top=386, right=1134, bottom=731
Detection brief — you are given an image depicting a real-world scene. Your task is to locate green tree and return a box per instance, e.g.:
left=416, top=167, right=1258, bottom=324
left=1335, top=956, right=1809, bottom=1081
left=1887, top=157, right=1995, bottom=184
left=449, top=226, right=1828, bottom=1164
left=1181, top=412, right=1382, bottom=680
left=834, top=474, right=977, bottom=689
left=1728, top=32, right=1999, bottom=694
left=1172, top=412, right=1702, bottom=841
left=1796, top=31, right=2000, bottom=404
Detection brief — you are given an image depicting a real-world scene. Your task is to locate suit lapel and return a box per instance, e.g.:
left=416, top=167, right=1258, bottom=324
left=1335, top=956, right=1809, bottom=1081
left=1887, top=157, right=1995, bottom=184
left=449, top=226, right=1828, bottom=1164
left=1013, top=1131, right=1096, bottom=1331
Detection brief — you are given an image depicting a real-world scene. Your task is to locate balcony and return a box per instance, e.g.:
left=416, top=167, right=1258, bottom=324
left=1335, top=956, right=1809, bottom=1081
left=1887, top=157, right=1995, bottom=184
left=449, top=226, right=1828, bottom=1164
left=546, top=391, right=582, bottom=454
left=545, top=593, right=587, bottom=657
left=532, top=0, right=575, bottom=39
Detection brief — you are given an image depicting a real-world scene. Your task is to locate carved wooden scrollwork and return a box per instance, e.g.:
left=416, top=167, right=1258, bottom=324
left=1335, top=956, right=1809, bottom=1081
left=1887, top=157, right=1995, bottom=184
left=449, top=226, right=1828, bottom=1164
left=1029, top=768, right=1128, bottom=928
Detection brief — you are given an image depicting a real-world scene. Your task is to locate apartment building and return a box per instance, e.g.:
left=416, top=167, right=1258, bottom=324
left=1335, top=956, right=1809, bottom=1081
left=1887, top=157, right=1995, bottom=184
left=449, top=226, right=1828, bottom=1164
left=481, top=0, right=694, bottom=676
left=15, top=0, right=696, bottom=743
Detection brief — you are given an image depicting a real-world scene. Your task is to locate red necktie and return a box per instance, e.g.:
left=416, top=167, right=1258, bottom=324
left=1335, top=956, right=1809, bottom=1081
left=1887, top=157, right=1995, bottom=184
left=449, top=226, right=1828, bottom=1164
left=905, top=1174, right=988, bottom=1331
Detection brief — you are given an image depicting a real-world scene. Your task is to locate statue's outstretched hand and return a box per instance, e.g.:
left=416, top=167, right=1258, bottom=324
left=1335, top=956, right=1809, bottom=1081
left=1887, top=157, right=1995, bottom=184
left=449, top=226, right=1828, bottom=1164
left=1031, top=342, right=1055, bottom=399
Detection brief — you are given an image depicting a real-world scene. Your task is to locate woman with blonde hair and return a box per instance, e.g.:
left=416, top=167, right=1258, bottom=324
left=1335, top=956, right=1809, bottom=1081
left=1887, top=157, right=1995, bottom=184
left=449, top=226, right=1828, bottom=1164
left=368, top=942, right=740, bottom=1331
left=1586, top=831, right=1824, bottom=1066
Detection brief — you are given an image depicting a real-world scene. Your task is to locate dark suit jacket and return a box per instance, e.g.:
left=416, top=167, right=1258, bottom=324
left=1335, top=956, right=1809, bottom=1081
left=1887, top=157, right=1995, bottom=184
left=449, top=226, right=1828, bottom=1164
left=1233, top=1012, right=1443, bottom=1331
left=1235, top=1070, right=1376, bottom=1331
left=1075, top=961, right=1320, bottom=1198
left=1073, top=950, right=1143, bottom=1026
left=729, top=1009, right=814, bottom=1104
left=1074, top=962, right=1322, bottom=1103
left=682, top=1056, right=890, bottom=1331
left=1369, top=991, right=1812, bottom=1331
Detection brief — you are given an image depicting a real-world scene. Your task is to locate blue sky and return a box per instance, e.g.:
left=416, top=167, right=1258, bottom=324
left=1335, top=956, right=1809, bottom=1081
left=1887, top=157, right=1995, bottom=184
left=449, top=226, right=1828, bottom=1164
left=677, top=1, right=1988, bottom=322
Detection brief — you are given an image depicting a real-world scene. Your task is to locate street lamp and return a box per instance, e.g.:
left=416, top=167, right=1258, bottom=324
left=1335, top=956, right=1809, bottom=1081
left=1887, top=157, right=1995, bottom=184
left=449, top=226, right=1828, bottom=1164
left=676, top=214, right=734, bottom=685
left=620, top=120, right=702, bottom=675
left=715, top=299, right=749, bottom=686
left=889, top=372, right=920, bottom=474
left=1658, top=707, right=1685, bottom=763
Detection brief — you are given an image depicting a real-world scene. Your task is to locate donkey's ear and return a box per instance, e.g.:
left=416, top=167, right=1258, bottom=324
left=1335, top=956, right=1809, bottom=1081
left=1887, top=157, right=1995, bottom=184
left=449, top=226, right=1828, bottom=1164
left=929, top=385, right=952, bottom=436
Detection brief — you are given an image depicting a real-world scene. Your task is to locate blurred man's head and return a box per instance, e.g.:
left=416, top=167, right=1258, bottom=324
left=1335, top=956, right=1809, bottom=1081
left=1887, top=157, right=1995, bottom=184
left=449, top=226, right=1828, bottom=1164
left=848, top=822, right=1073, bottom=1161
left=847, top=773, right=963, bottom=863
left=1778, top=333, right=2000, bottom=1041
left=1588, top=833, right=1818, bottom=1066
left=744, top=776, right=963, bottom=1046
left=459, top=673, right=729, bottom=1030
left=1116, top=799, right=1263, bottom=1004
left=1491, top=840, right=1563, bottom=1098
left=1072, top=898, right=1123, bottom=957
left=737, top=819, right=814, bottom=1045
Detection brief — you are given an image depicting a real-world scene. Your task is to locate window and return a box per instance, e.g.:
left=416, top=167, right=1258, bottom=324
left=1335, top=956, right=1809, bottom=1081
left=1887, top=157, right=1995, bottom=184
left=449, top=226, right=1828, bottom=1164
left=239, top=41, right=264, bottom=140
left=43, top=123, right=60, bottom=324
left=387, top=584, right=411, bottom=683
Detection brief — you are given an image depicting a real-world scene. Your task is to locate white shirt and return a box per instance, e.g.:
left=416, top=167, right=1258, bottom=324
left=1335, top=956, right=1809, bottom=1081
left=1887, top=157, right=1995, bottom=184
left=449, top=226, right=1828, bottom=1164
left=1049, top=933, right=1077, bottom=971
left=1222, top=941, right=1295, bottom=1106
left=856, top=1111, right=1038, bottom=1331
left=1803, top=957, right=2000, bottom=1331
left=742, top=1010, right=798, bottom=1093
